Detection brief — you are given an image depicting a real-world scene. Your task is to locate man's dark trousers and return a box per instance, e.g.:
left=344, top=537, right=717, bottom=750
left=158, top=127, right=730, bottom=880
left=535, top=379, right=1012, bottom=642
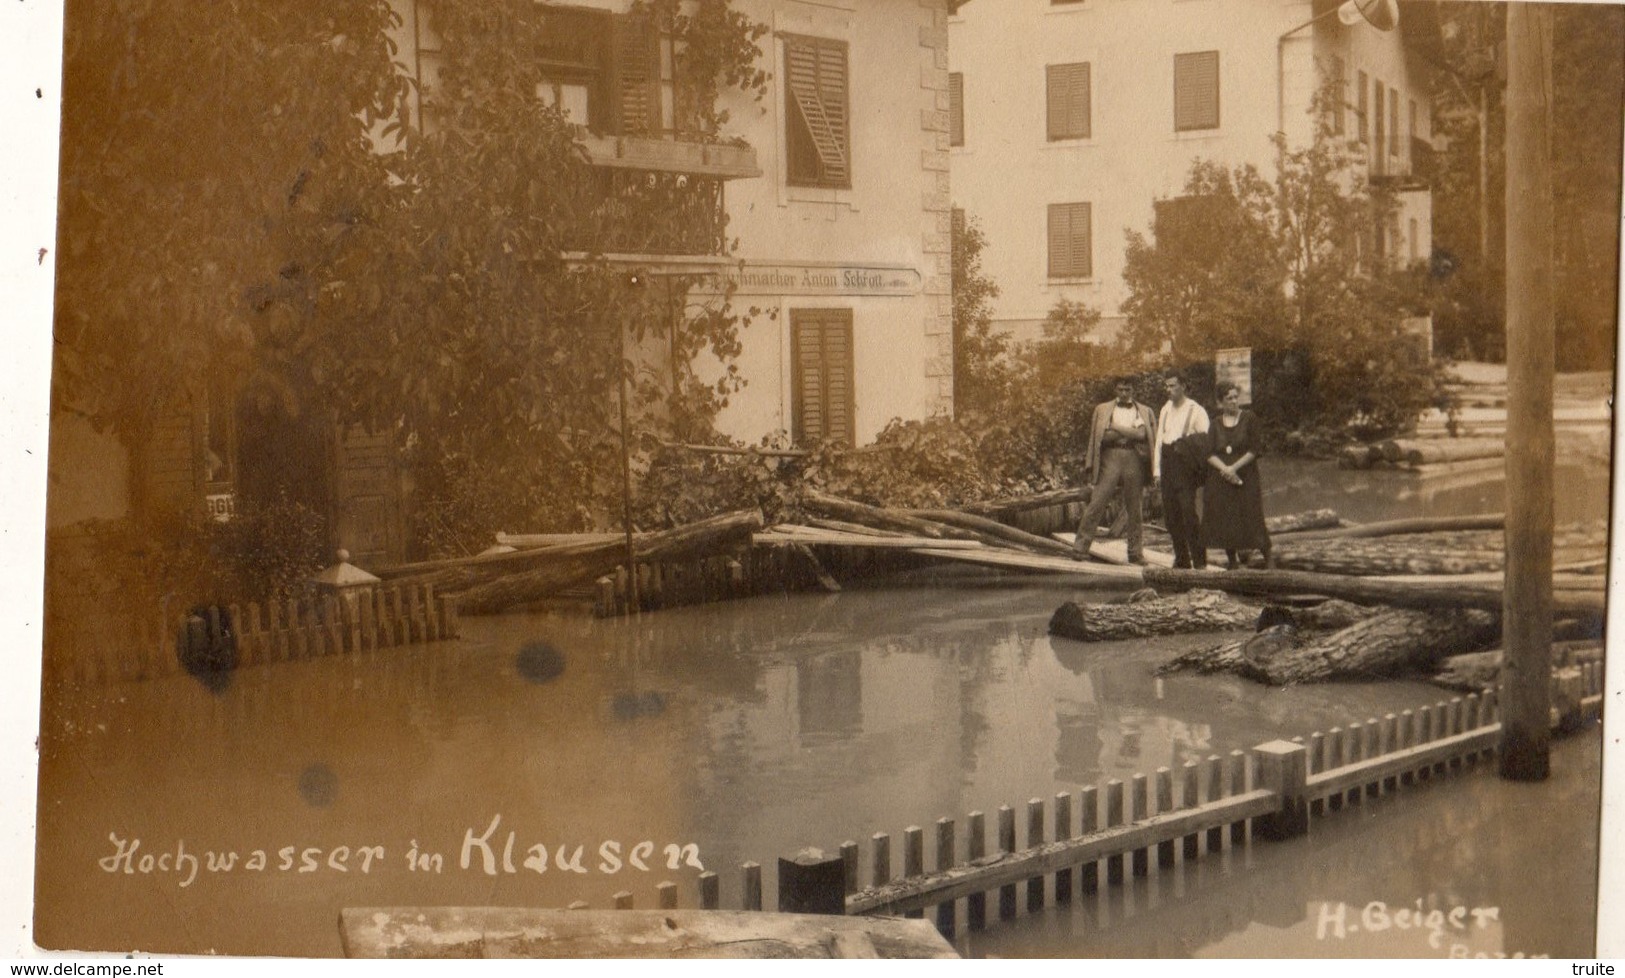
left=1075, top=447, right=1144, bottom=559
left=1161, top=468, right=1204, bottom=569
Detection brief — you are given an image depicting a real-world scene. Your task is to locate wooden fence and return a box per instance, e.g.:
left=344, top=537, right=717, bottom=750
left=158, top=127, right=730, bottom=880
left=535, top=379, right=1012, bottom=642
left=46, top=582, right=458, bottom=687
left=524, top=669, right=1602, bottom=925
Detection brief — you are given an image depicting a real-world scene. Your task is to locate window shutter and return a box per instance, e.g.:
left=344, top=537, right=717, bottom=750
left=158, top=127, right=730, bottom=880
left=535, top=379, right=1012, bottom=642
left=949, top=72, right=964, bottom=146
left=1174, top=51, right=1219, bottom=131
left=1373, top=80, right=1385, bottom=174
left=1331, top=56, right=1346, bottom=135
left=610, top=14, right=660, bottom=135
left=791, top=309, right=855, bottom=446
left=1389, top=87, right=1399, bottom=157
left=785, top=36, right=850, bottom=187
left=1046, top=63, right=1090, bottom=141
left=1357, top=70, right=1369, bottom=141
left=1048, top=202, right=1091, bottom=278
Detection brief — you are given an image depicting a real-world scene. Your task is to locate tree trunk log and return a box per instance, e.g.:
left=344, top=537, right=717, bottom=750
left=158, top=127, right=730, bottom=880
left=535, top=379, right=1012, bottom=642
left=1382, top=438, right=1505, bottom=465
left=1142, top=566, right=1604, bottom=616
left=1272, top=525, right=1606, bottom=575
left=1158, top=600, right=1382, bottom=675
left=1049, top=589, right=1259, bottom=642
left=801, top=490, right=980, bottom=541
left=907, top=508, right=1079, bottom=558
left=961, top=488, right=1088, bottom=518
left=454, top=509, right=764, bottom=615
left=1265, top=509, right=1344, bottom=535
left=1339, top=444, right=1379, bottom=469
left=1281, top=513, right=1505, bottom=541
left=1431, top=639, right=1603, bottom=692
left=1238, top=608, right=1500, bottom=685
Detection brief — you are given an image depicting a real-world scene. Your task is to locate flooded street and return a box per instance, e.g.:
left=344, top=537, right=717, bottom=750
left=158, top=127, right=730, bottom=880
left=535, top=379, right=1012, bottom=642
left=33, top=457, right=1608, bottom=957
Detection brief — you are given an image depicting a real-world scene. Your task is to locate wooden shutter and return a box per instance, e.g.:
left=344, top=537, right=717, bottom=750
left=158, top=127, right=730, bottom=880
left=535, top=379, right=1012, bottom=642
left=1173, top=51, right=1219, bottom=131
left=1047, top=202, right=1091, bottom=278
left=610, top=14, right=660, bottom=135
left=791, top=309, right=855, bottom=446
left=1046, top=63, right=1091, bottom=141
left=1389, top=87, right=1399, bottom=157
left=1331, top=56, right=1346, bottom=135
left=1372, top=80, right=1385, bottom=174
left=1357, top=69, right=1369, bottom=141
left=785, top=36, right=850, bottom=187
left=949, top=72, right=964, bottom=146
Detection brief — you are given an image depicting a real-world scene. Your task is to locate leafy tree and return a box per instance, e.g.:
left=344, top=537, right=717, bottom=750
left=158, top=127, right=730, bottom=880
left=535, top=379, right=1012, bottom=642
left=950, top=208, right=1012, bottom=415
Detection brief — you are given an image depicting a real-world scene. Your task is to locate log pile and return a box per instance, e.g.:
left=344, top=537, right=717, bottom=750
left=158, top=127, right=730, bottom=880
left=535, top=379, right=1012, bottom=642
left=1339, top=437, right=1506, bottom=471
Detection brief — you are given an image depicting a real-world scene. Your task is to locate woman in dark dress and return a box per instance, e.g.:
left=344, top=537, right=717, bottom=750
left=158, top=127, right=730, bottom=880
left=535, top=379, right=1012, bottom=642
left=1202, top=383, right=1271, bottom=569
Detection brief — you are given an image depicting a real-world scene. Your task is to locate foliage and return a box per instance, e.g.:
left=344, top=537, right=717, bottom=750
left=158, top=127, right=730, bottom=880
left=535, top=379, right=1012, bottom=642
left=950, top=209, right=1013, bottom=415
left=638, top=0, right=771, bottom=137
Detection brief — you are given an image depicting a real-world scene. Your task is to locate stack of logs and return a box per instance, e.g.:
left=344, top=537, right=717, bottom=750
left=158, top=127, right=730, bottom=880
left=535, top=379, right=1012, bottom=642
left=1050, top=512, right=1607, bottom=687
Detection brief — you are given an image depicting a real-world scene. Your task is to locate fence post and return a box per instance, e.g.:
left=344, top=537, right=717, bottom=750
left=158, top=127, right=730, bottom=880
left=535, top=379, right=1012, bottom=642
left=1026, top=799, right=1045, bottom=910
left=742, top=862, right=762, bottom=911
left=698, top=871, right=719, bottom=910
left=997, top=807, right=1017, bottom=919
left=1181, top=762, right=1201, bottom=861
left=1130, top=774, right=1149, bottom=878
left=936, top=818, right=956, bottom=937
left=965, top=813, right=985, bottom=930
left=839, top=841, right=859, bottom=896
left=1079, top=787, right=1099, bottom=895
left=1253, top=740, right=1309, bottom=841
left=904, top=826, right=925, bottom=919
left=871, top=832, right=891, bottom=889
left=1054, top=792, right=1073, bottom=904
left=1105, top=781, right=1126, bottom=885
left=1155, top=769, right=1175, bottom=868
left=1204, top=756, right=1224, bottom=853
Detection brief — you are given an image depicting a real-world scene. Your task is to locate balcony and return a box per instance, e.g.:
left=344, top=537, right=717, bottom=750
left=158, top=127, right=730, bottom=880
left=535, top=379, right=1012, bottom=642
left=578, top=132, right=760, bottom=181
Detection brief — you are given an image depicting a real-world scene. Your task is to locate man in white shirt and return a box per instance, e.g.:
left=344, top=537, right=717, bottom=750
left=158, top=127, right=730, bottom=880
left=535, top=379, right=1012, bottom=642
left=1153, top=372, right=1210, bottom=569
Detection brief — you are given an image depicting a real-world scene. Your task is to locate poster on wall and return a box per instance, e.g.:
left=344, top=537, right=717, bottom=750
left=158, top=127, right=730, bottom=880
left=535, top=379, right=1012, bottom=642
left=3, top=0, right=1621, bottom=965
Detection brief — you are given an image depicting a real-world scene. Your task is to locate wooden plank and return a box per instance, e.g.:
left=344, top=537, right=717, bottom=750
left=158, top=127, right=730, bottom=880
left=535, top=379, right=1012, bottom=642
left=754, top=531, right=984, bottom=549
left=847, top=790, right=1279, bottom=916
left=341, top=908, right=958, bottom=959
left=911, top=546, right=1146, bottom=579
left=1051, top=533, right=1177, bottom=568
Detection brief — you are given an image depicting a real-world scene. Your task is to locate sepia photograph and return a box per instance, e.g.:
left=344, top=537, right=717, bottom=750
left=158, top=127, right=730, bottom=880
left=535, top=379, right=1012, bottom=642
left=9, top=0, right=1622, bottom=960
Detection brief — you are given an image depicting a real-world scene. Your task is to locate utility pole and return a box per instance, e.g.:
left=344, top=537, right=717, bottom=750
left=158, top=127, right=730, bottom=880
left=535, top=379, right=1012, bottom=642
left=1498, top=3, right=1554, bottom=782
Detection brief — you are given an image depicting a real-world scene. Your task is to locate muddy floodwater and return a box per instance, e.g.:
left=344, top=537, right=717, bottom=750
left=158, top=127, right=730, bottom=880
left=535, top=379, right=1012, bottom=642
left=33, top=458, right=1608, bottom=957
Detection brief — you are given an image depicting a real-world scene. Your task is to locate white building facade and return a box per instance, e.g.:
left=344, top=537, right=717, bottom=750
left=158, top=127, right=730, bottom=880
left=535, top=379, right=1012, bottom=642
left=948, top=0, right=1436, bottom=343
left=397, top=0, right=956, bottom=449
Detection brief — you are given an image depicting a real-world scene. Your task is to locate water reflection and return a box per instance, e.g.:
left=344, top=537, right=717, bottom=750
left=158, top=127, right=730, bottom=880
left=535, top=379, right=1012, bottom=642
left=35, top=459, right=1609, bottom=957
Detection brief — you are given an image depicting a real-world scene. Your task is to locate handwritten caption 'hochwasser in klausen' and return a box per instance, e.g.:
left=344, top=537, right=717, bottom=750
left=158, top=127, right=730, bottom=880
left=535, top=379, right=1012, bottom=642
left=98, top=814, right=704, bottom=888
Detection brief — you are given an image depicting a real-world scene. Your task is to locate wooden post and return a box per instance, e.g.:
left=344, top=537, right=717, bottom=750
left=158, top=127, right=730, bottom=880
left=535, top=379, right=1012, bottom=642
left=1308, top=731, right=1326, bottom=816
left=1254, top=741, right=1309, bottom=840
left=1078, top=787, right=1099, bottom=895
left=359, top=593, right=376, bottom=653
left=1205, top=756, right=1224, bottom=853
left=613, top=891, right=634, bottom=910
left=1327, top=728, right=1345, bottom=812
left=1155, top=768, right=1176, bottom=868
left=1228, top=751, right=1247, bottom=844
left=1500, top=0, right=1555, bottom=783
left=839, top=841, right=859, bottom=896
left=658, top=881, right=678, bottom=910
left=1105, top=781, right=1126, bottom=885
left=1182, top=762, right=1201, bottom=860
left=742, top=862, right=762, bottom=911
left=1417, top=706, right=1435, bottom=780
left=936, top=818, right=956, bottom=936
left=904, top=826, right=925, bottom=919
left=871, top=832, right=891, bottom=888
left=1130, top=774, right=1149, bottom=877
left=997, top=807, right=1017, bottom=919
left=965, top=813, right=986, bottom=930
left=1054, top=792, right=1074, bottom=904
left=699, top=872, right=719, bottom=910
left=1026, top=798, right=1045, bottom=910
left=438, top=594, right=458, bottom=640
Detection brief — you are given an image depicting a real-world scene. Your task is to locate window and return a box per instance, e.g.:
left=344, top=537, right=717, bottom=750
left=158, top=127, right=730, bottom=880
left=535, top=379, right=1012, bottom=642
left=949, top=72, right=965, bottom=146
left=1389, top=87, right=1400, bottom=157
left=784, top=35, right=851, bottom=189
left=1330, top=56, right=1346, bottom=136
left=1046, top=62, right=1092, bottom=141
left=1356, top=69, right=1369, bottom=141
left=1048, top=202, right=1092, bottom=278
left=791, top=308, right=855, bottom=446
left=1372, top=80, right=1385, bottom=174
left=1173, top=51, right=1219, bottom=132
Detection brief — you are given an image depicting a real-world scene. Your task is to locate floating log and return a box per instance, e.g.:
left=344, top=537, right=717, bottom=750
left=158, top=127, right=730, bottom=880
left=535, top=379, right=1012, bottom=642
left=1281, top=514, right=1505, bottom=542
left=801, top=490, right=979, bottom=541
left=1157, top=600, right=1383, bottom=675
left=1142, top=566, right=1605, bottom=616
left=1430, top=639, right=1604, bottom=692
left=1378, top=438, right=1504, bottom=465
left=1049, top=589, right=1259, bottom=642
left=455, top=509, right=763, bottom=615
left=907, top=508, right=1079, bottom=558
left=1238, top=608, right=1501, bottom=685
left=1338, top=444, right=1381, bottom=469
left=1265, top=509, right=1344, bottom=535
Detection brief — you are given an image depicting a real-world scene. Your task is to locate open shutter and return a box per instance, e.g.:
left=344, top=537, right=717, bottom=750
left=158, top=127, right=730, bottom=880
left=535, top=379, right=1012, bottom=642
left=610, top=14, right=660, bottom=135
left=949, top=72, right=964, bottom=146
left=1173, top=51, right=1219, bottom=131
left=791, top=309, right=855, bottom=446
left=1047, top=63, right=1090, bottom=140
left=785, top=36, right=850, bottom=187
